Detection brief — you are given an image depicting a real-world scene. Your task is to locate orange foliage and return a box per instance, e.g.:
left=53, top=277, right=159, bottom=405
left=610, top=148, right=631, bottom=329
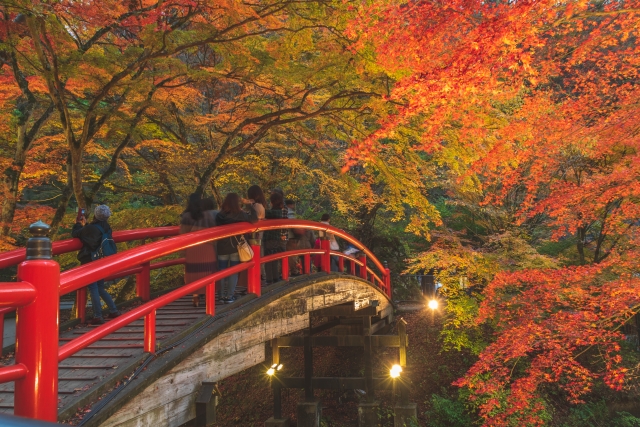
left=351, top=0, right=640, bottom=424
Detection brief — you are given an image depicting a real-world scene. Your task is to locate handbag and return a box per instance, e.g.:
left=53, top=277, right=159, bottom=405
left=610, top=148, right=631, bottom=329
left=234, top=235, right=254, bottom=262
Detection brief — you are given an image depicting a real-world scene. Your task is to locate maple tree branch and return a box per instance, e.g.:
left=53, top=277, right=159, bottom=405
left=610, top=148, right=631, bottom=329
left=144, top=116, right=188, bottom=146
left=193, top=88, right=374, bottom=194
left=85, top=75, right=182, bottom=203
left=24, top=103, right=54, bottom=151
left=76, top=2, right=162, bottom=53
left=26, top=16, right=77, bottom=147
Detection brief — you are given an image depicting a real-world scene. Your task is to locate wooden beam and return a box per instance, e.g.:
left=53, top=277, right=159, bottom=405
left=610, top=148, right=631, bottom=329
left=370, top=318, right=388, bottom=335
left=310, top=319, right=340, bottom=335
left=278, top=377, right=399, bottom=391
left=304, top=331, right=313, bottom=400
left=194, top=382, right=218, bottom=426
left=314, top=303, right=380, bottom=317
left=398, top=318, right=407, bottom=367
left=363, top=316, right=374, bottom=399
left=271, top=338, right=279, bottom=365
left=275, top=335, right=401, bottom=348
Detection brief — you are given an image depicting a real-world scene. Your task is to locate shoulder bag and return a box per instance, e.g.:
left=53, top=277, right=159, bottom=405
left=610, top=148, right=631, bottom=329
left=234, top=235, right=254, bottom=262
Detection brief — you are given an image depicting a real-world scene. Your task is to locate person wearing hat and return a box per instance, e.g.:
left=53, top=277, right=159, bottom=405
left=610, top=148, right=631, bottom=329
left=72, top=204, right=121, bottom=324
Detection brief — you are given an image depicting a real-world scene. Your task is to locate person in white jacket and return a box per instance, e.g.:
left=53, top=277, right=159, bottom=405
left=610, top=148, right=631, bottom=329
left=320, top=213, right=340, bottom=272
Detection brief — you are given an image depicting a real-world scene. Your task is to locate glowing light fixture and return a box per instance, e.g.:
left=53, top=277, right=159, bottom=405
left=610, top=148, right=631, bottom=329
left=428, top=299, right=438, bottom=310
left=390, top=364, right=403, bottom=378
left=267, top=363, right=283, bottom=376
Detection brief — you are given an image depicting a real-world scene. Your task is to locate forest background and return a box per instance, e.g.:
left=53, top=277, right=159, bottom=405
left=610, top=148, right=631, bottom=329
left=1, top=0, right=640, bottom=426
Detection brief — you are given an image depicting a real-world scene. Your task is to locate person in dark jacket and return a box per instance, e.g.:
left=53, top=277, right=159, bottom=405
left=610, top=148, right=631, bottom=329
left=180, top=194, right=218, bottom=307
left=264, top=192, right=288, bottom=284
left=71, top=205, right=120, bottom=324
left=215, top=193, right=259, bottom=303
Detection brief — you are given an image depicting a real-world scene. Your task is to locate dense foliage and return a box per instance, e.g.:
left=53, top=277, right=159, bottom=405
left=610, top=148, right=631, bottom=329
left=2, top=0, right=640, bottom=425
left=0, top=0, right=436, bottom=255
left=348, top=0, right=640, bottom=425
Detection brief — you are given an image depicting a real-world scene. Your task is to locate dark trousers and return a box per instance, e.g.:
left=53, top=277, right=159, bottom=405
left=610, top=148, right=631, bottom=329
left=265, top=241, right=286, bottom=283
left=87, top=280, right=118, bottom=319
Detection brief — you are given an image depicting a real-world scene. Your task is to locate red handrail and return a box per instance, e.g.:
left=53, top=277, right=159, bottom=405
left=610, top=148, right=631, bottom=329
left=0, top=226, right=180, bottom=269
left=0, top=219, right=392, bottom=422
left=58, top=220, right=387, bottom=295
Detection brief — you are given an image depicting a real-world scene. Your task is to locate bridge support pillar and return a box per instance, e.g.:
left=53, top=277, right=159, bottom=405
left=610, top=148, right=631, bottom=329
left=265, top=417, right=290, bottom=427
left=357, top=401, right=379, bottom=427
left=394, top=402, right=417, bottom=427
left=296, top=399, right=321, bottom=427
left=195, top=381, right=219, bottom=426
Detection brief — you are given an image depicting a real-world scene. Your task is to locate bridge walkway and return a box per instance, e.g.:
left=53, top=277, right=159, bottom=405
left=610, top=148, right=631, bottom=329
left=0, top=295, right=216, bottom=417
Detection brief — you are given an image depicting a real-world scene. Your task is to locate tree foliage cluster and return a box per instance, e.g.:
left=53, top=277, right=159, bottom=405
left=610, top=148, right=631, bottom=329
left=0, top=0, right=435, bottom=260
left=348, top=0, right=640, bottom=425
left=3, top=0, right=640, bottom=425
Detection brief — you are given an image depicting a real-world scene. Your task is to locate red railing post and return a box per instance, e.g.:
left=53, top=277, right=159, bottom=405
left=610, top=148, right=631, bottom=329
left=15, top=221, right=59, bottom=421
left=206, top=282, right=215, bottom=316
left=144, top=309, right=156, bottom=353
left=384, top=261, right=392, bottom=298
left=136, top=261, right=151, bottom=302
left=321, top=239, right=331, bottom=273
left=281, top=257, right=289, bottom=281
left=350, top=259, right=356, bottom=275
left=358, top=255, right=367, bottom=280
left=76, top=287, right=87, bottom=323
left=0, top=311, right=3, bottom=357
left=303, top=253, right=310, bottom=274
left=338, top=257, right=344, bottom=273
left=248, top=243, right=261, bottom=296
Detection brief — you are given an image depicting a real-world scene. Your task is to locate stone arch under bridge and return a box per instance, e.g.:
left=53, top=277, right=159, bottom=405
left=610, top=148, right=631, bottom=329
left=85, top=273, right=394, bottom=427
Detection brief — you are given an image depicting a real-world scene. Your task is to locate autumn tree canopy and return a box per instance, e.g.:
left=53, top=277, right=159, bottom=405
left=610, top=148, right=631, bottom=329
left=349, top=0, right=640, bottom=425
left=2, top=0, right=434, bottom=246
left=2, top=0, right=640, bottom=425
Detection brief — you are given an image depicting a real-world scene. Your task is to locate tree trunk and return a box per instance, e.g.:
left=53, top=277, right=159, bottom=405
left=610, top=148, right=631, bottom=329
left=70, top=146, right=88, bottom=208
left=50, top=157, right=74, bottom=234
left=576, top=226, right=586, bottom=265
left=1, top=125, right=27, bottom=236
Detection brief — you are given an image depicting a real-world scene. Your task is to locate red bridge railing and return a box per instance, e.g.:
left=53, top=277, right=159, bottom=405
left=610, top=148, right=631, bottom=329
left=0, top=219, right=391, bottom=422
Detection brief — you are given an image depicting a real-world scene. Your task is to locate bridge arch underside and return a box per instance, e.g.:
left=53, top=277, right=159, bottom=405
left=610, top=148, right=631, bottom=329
left=84, top=274, right=392, bottom=427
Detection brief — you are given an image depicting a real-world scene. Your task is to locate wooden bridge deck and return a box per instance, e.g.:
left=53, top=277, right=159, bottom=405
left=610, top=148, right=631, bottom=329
left=0, top=295, right=217, bottom=416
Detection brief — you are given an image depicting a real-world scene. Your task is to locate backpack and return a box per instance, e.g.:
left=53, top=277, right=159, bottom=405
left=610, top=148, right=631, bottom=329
left=90, top=224, right=117, bottom=261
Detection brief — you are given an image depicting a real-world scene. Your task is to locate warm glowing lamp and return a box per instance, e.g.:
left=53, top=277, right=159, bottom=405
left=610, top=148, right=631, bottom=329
left=267, top=363, right=282, bottom=376
left=390, top=364, right=403, bottom=378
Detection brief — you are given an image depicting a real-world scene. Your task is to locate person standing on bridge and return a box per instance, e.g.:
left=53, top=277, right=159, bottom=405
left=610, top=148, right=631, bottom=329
left=72, top=204, right=121, bottom=324
left=319, top=213, right=340, bottom=272
left=247, top=185, right=267, bottom=285
left=285, top=199, right=302, bottom=277
left=264, top=192, right=288, bottom=284
left=180, top=194, right=218, bottom=307
left=216, top=193, right=259, bottom=304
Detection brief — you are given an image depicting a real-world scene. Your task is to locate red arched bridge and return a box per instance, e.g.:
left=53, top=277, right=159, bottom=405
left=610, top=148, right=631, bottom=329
left=0, top=220, right=401, bottom=426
